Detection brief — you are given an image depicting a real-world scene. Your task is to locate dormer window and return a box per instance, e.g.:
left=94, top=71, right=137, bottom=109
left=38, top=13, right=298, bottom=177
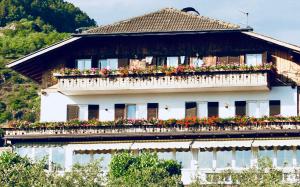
left=98, top=59, right=118, bottom=70
left=76, top=59, right=91, bottom=71
left=245, top=54, right=262, bottom=66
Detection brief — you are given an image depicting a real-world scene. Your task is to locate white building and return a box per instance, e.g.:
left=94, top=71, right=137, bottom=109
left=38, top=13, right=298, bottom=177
left=5, top=8, right=300, bottom=185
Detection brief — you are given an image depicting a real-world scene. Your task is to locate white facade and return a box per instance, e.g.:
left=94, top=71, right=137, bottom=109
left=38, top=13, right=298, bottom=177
left=41, top=86, right=297, bottom=122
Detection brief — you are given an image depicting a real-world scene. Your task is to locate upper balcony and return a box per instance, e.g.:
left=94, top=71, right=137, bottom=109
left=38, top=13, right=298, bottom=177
left=53, top=65, right=274, bottom=95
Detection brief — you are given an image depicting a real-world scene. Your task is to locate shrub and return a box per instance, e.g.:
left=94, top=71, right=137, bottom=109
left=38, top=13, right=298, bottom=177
left=108, top=152, right=182, bottom=187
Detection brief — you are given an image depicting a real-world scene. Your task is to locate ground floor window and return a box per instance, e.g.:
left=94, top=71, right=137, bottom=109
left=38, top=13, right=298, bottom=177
left=277, top=149, right=293, bottom=167
left=93, top=153, right=112, bottom=170
left=176, top=151, right=192, bottom=169
left=73, top=153, right=92, bottom=165
left=157, top=152, right=174, bottom=160
left=52, top=147, right=65, bottom=171
left=258, top=149, right=274, bottom=162
left=198, top=150, right=213, bottom=169
left=235, top=149, right=251, bottom=168
left=216, top=149, right=232, bottom=168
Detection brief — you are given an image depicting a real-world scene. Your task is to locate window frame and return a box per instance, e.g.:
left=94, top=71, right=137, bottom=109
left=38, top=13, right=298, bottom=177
left=235, top=101, right=247, bottom=116
left=88, top=105, right=99, bottom=120
left=76, top=59, right=92, bottom=71
left=207, top=102, right=219, bottom=117
left=185, top=102, right=197, bottom=118
left=269, top=100, right=281, bottom=116
left=147, top=103, right=159, bottom=120
left=126, top=104, right=137, bottom=120
left=245, top=54, right=263, bottom=66
left=67, top=104, right=79, bottom=121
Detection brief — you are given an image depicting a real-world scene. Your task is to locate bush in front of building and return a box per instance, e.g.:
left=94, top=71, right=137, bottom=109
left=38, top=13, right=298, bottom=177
left=0, top=151, right=105, bottom=187
left=108, top=152, right=182, bottom=187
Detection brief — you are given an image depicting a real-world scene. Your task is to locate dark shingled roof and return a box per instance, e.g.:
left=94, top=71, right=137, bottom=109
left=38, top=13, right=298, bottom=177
left=84, top=8, right=241, bottom=35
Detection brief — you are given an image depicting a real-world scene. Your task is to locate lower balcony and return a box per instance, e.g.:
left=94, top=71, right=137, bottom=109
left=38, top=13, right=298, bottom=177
left=3, top=116, right=300, bottom=142
left=53, top=66, right=273, bottom=95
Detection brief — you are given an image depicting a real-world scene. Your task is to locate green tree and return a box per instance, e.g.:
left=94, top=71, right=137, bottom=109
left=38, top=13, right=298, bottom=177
left=0, top=0, right=96, bottom=32
left=108, top=152, right=182, bottom=187
left=0, top=151, right=105, bottom=187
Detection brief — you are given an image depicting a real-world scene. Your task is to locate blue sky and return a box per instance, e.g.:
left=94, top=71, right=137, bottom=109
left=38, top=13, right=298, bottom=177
left=67, top=0, right=300, bottom=45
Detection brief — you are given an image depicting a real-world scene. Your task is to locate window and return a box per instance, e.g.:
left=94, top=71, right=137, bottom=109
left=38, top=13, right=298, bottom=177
left=245, top=54, right=262, bottom=66
left=73, top=153, right=92, bottom=165
left=277, top=149, right=293, bottom=167
left=126, top=104, right=136, bottom=119
left=52, top=147, right=65, bottom=171
left=98, top=59, right=118, bottom=70
left=115, top=104, right=125, bottom=120
left=156, top=57, right=167, bottom=66
left=167, top=57, right=179, bottom=67
left=208, top=102, right=219, bottom=117
left=185, top=102, right=197, bottom=118
left=176, top=151, right=192, bottom=169
left=228, top=56, right=241, bottom=65
left=216, top=150, right=232, bottom=168
left=88, top=105, right=99, bottom=120
left=147, top=103, right=158, bottom=120
left=258, top=149, right=274, bottom=162
left=269, top=100, right=280, bottom=116
left=235, top=149, right=251, bottom=168
left=235, top=101, right=246, bottom=116
left=67, top=105, right=79, bottom=121
left=157, top=152, right=174, bottom=160
left=296, top=149, right=300, bottom=166
left=192, top=58, right=204, bottom=67
left=198, top=150, right=213, bottom=168
left=94, top=153, right=112, bottom=170
left=76, top=59, right=91, bottom=70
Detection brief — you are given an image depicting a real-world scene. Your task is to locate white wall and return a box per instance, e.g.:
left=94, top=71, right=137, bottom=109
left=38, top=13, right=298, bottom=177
left=40, top=86, right=298, bottom=122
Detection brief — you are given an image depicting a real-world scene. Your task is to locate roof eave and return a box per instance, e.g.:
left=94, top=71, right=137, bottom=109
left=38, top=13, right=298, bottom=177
left=6, top=37, right=82, bottom=69
left=72, top=28, right=253, bottom=37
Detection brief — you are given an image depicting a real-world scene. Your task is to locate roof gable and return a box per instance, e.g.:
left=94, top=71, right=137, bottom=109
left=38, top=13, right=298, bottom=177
left=84, top=8, right=241, bottom=35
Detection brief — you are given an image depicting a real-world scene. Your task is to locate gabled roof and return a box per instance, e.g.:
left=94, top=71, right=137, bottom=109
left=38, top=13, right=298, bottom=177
left=83, top=8, right=243, bottom=35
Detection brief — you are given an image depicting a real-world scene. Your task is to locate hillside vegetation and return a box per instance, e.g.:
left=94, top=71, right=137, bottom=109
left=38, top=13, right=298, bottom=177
left=0, top=0, right=96, bottom=124
left=0, top=0, right=96, bottom=32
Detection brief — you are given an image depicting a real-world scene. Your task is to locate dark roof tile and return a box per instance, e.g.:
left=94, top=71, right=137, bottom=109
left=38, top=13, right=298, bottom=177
left=85, top=8, right=240, bottom=34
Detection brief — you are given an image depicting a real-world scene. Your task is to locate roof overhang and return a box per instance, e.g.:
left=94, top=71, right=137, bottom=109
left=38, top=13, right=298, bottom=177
left=243, top=31, right=300, bottom=53
left=6, top=37, right=82, bottom=69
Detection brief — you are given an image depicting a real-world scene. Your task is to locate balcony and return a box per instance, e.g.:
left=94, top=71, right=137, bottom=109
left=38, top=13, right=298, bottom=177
left=2, top=119, right=300, bottom=142
left=53, top=65, right=273, bottom=95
